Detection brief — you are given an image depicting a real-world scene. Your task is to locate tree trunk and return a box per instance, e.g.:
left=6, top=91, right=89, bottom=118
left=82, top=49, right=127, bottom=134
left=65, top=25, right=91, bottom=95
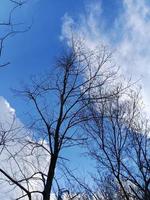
left=43, top=155, right=58, bottom=200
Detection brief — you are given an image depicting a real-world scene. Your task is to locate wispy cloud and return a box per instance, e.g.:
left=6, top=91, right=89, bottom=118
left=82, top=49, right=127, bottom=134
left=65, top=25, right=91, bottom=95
left=61, top=0, right=150, bottom=112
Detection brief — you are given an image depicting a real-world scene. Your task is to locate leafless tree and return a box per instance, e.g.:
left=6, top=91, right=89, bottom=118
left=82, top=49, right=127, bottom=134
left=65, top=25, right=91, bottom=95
left=83, top=85, right=150, bottom=200
left=0, top=39, right=129, bottom=199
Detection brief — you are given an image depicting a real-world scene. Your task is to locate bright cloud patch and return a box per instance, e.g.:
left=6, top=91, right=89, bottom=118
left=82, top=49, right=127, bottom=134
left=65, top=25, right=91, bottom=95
left=61, top=0, right=150, bottom=113
left=0, top=97, right=49, bottom=199
left=0, top=96, right=22, bottom=199
left=0, top=96, right=15, bottom=121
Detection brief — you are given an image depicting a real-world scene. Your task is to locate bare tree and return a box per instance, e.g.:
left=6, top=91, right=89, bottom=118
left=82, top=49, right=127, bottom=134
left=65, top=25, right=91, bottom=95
left=83, top=85, right=150, bottom=200
left=0, top=40, right=127, bottom=199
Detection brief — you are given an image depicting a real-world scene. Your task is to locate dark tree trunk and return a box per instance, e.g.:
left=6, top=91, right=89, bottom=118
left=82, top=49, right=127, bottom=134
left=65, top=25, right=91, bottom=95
left=43, top=155, right=58, bottom=200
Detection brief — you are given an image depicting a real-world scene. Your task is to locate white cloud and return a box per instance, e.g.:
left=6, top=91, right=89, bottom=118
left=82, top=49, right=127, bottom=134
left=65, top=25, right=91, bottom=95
left=61, top=2, right=107, bottom=49
left=61, top=0, right=150, bottom=114
left=0, top=96, right=23, bottom=199
left=114, top=0, right=150, bottom=112
left=0, top=96, right=15, bottom=119
left=0, top=97, right=50, bottom=199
